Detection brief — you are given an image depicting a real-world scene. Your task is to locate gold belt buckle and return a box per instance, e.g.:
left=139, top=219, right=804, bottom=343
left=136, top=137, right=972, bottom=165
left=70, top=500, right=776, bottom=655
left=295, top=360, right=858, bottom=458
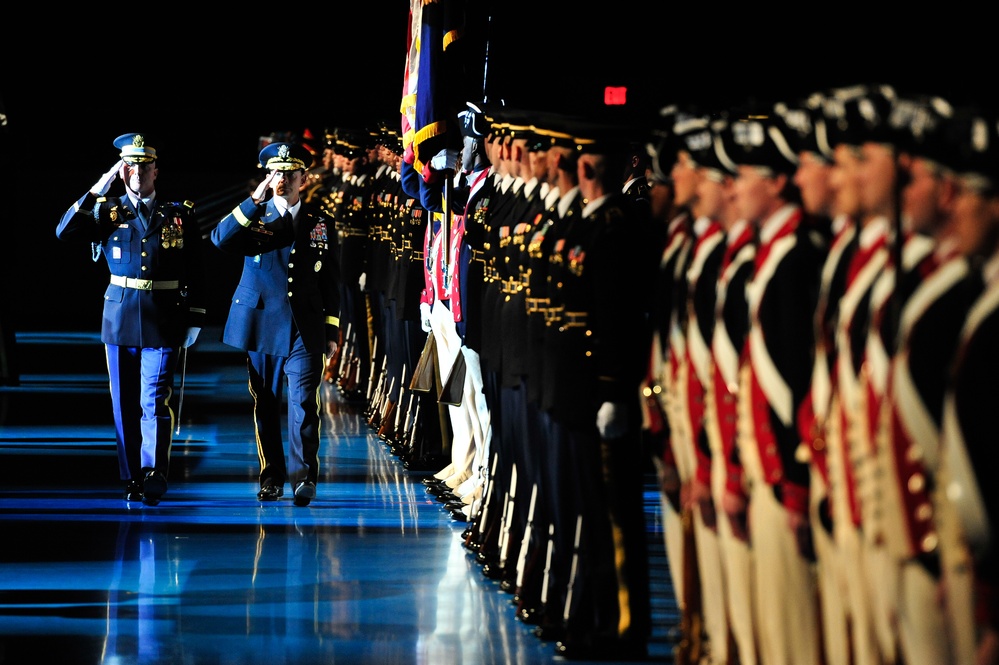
left=135, top=278, right=153, bottom=291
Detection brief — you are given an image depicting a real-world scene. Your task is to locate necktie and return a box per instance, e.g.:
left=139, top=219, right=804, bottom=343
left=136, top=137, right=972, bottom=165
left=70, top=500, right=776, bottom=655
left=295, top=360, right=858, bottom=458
left=137, top=201, right=148, bottom=220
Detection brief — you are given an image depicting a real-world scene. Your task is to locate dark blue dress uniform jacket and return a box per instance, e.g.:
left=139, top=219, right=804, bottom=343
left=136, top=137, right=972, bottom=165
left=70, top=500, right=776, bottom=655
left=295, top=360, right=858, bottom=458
left=56, top=193, right=206, bottom=347
left=211, top=198, right=341, bottom=357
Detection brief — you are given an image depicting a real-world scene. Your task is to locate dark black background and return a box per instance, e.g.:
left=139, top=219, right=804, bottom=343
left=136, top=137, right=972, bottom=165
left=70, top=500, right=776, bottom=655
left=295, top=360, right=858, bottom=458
left=1, top=4, right=994, bottom=335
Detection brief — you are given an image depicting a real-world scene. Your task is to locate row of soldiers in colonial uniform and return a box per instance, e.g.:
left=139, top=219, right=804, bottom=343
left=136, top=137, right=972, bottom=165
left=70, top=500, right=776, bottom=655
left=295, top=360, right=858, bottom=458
left=302, top=83, right=999, bottom=664
left=645, top=85, right=999, bottom=665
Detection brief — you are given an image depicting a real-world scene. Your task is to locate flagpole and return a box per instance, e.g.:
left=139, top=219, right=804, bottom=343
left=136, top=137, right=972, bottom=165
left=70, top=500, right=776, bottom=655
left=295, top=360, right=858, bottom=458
left=482, top=11, right=492, bottom=103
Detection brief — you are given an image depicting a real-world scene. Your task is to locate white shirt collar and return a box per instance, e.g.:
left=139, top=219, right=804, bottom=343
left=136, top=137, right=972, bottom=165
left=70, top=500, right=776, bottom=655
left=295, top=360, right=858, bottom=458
left=129, top=192, right=155, bottom=209
left=273, top=198, right=302, bottom=219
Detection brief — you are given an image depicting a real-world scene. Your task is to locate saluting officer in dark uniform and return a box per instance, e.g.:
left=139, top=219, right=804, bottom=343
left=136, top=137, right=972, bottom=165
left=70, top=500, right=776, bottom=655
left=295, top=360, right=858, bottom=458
left=211, top=142, right=341, bottom=506
left=56, top=133, right=206, bottom=505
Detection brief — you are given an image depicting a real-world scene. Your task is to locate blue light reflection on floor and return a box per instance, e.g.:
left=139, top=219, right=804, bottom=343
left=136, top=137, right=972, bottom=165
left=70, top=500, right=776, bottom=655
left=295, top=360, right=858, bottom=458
left=0, top=331, right=678, bottom=664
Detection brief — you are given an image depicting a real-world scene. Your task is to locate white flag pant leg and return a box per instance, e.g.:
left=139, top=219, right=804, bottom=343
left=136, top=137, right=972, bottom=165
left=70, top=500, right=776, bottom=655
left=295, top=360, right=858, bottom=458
left=466, top=345, right=491, bottom=490
left=106, top=344, right=178, bottom=480
left=452, top=345, right=490, bottom=505
left=430, top=301, right=472, bottom=489
left=449, top=349, right=483, bottom=499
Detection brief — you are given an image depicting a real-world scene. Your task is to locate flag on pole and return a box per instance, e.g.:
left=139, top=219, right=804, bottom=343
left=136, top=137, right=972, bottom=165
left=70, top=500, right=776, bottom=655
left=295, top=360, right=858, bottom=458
left=399, top=0, right=468, bottom=212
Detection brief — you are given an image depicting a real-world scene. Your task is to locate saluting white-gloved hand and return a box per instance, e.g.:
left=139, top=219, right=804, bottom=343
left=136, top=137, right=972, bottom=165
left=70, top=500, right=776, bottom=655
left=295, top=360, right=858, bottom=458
left=91, top=160, right=123, bottom=196
left=429, top=148, right=459, bottom=172
left=420, top=302, right=432, bottom=333
left=182, top=327, right=201, bottom=349
left=251, top=171, right=276, bottom=203
left=596, top=401, right=628, bottom=439
left=358, top=272, right=367, bottom=292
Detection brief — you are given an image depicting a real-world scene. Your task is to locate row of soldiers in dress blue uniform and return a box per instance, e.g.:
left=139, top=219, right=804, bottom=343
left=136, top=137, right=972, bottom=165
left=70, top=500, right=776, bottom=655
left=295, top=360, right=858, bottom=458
left=316, top=104, right=660, bottom=660
left=414, top=105, right=659, bottom=661
left=315, top=125, right=453, bottom=473
left=647, top=85, right=999, bottom=665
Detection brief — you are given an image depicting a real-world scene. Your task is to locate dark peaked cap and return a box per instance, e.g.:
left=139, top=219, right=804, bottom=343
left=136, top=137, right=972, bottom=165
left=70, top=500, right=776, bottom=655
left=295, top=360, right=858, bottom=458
left=259, top=142, right=314, bottom=171
left=114, top=132, right=157, bottom=163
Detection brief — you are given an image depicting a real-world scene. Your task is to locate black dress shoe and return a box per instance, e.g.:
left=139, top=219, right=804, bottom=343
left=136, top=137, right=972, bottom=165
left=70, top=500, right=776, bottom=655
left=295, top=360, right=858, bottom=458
left=533, top=619, right=564, bottom=642
left=449, top=507, right=468, bottom=522
left=518, top=604, right=541, bottom=625
left=142, top=470, right=168, bottom=505
left=476, top=549, right=497, bottom=566
left=427, top=483, right=450, bottom=497
left=293, top=481, right=316, bottom=507
left=406, top=454, right=447, bottom=472
left=124, top=479, right=143, bottom=502
left=481, top=561, right=504, bottom=580
left=257, top=484, right=284, bottom=501
left=437, top=491, right=458, bottom=504
left=555, top=637, right=647, bottom=661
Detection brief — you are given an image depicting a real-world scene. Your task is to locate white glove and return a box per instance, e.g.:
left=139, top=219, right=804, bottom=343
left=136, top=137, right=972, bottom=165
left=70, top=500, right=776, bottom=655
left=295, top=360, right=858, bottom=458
left=429, top=148, right=459, bottom=172
left=358, top=272, right=367, bottom=292
left=91, top=160, right=123, bottom=196
left=596, top=401, right=628, bottom=439
left=251, top=171, right=276, bottom=204
left=420, top=302, right=432, bottom=333
left=182, top=327, right=201, bottom=349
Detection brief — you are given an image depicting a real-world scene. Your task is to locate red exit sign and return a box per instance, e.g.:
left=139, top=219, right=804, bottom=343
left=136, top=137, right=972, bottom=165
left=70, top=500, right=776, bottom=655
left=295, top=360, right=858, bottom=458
left=604, top=86, right=627, bottom=105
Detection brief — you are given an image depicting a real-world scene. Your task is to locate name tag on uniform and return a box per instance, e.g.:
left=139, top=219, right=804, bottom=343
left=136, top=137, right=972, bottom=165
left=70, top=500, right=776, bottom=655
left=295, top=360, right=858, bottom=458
left=112, top=247, right=122, bottom=260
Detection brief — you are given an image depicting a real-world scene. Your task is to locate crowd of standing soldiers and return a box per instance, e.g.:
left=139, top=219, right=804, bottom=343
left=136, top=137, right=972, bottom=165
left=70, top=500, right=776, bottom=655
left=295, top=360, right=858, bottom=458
left=305, top=82, right=999, bottom=664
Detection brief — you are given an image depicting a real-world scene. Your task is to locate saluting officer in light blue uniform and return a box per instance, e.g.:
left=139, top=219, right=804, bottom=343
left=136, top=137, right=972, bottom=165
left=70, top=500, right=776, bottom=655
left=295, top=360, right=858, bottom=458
left=212, top=142, right=341, bottom=506
left=56, top=133, right=207, bottom=505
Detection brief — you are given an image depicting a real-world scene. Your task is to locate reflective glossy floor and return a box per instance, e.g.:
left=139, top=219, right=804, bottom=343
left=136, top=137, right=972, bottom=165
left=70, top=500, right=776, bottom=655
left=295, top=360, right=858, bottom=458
left=0, top=330, right=678, bottom=665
